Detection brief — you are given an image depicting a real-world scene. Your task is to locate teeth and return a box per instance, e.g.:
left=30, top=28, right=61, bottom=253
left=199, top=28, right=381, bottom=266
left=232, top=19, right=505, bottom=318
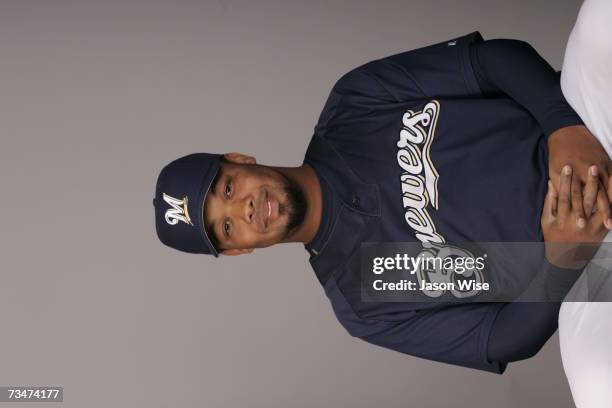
left=267, top=199, right=271, bottom=219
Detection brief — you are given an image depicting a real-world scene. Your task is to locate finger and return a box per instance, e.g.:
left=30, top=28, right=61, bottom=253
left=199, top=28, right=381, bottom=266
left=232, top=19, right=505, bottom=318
left=585, top=211, right=605, bottom=244
left=595, top=188, right=612, bottom=229
left=549, top=178, right=558, bottom=216
left=608, top=174, right=612, bottom=228
left=583, top=165, right=599, bottom=218
left=558, top=165, right=572, bottom=220
left=606, top=164, right=612, bottom=205
left=586, top=197, right=610, bottom=239
left=598, top=166, right=612, bottom=216
left=542, top=180, right=556, bottom=225
left=570, top=171, right=586, bottom=229
left=600, top=162, right=612, bottom=228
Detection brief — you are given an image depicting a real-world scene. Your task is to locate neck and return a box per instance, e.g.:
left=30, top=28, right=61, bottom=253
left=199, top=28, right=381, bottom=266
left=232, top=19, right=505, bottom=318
left=268, top=163, right=322, bottom=245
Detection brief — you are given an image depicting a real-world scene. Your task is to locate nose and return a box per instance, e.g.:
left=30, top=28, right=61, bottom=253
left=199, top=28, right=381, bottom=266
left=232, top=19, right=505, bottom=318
left=232, top=195, right=255, bottom=224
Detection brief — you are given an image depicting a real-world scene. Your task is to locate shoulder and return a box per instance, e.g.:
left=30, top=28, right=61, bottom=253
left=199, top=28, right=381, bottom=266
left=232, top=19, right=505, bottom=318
left=332, top=31, right=486, bottom=99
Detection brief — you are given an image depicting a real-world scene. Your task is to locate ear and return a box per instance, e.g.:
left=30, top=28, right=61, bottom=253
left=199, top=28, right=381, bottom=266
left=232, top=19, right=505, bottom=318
left=218, top=248, right=254, bottom=256
left=223, top=152, right=257, bottom=165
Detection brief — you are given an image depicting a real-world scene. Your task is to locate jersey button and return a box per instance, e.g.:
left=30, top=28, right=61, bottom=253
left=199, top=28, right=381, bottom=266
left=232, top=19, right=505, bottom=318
left=351, top=195, right=361, bottom=208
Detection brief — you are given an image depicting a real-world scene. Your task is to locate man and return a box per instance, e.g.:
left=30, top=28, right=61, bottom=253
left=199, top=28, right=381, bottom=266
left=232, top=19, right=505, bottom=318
left=153, top=30, right=611, bottom=373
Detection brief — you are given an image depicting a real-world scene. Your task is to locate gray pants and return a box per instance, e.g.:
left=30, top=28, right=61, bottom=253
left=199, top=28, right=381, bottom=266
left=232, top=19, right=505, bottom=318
left=558, top=0, right=612, bottom=406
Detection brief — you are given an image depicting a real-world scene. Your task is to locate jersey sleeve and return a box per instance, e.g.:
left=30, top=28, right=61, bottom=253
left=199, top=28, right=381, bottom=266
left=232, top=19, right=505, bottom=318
left=331, top=31, right=583, bottom=137
left=487, top=302, right=560, bottom=363
left=470, top=38, right=584, bottom=137
left=516, top=258, right=584, bottom=301
left=332, top=31, right=484, bottom=102
left=359, top=302, right=508, bottom=374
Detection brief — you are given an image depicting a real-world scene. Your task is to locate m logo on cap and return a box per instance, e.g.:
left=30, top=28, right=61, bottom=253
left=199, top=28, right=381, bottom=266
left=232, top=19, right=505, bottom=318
left=163, top=193, right=193, bottom=226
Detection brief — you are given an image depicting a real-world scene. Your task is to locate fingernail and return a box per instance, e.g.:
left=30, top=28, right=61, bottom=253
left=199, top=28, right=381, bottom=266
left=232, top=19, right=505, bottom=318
left=607, top=218, right=612, bottom=229
left=563, top=165, right=572, bottom=175
left=577, top=218, right=586, bottom=228
left=548, top=180, right=552, bottom=190
left=591, top=166, right=598, bottom=176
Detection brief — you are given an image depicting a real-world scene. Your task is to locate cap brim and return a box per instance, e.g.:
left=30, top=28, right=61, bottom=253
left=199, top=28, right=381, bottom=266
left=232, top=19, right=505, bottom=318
left=197, top=161, right=220, bottom=257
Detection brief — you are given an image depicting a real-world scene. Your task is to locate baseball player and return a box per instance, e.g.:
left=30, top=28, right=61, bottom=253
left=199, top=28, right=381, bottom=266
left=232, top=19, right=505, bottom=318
left=153, top=25, right=612, bottom=374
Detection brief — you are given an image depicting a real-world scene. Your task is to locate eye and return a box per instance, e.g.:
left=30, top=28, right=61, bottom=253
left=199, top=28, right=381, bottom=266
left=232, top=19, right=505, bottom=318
left=224, top=179, right=232, bottom=198
left=223, top=219, right=231, bottom=237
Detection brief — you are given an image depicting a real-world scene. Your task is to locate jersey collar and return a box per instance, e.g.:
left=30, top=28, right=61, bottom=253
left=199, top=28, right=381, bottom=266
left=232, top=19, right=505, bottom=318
left=303, top=134, right=381, bottom=217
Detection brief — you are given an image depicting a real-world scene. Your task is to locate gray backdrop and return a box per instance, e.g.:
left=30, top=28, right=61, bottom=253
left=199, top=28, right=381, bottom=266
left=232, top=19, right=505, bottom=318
left=0, top=1, right=583, bottom=407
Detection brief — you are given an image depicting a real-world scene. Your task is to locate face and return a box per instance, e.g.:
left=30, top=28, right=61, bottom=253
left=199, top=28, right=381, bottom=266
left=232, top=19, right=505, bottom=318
left=203, top=158, right=307, bottom=253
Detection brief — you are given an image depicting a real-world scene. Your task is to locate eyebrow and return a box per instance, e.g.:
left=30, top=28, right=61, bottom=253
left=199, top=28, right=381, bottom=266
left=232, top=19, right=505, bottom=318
left=207, top=171, right=223, bottom=250
left=210, top=170, right=221, bottom=195
left=209, top=220, right=220, bottom=251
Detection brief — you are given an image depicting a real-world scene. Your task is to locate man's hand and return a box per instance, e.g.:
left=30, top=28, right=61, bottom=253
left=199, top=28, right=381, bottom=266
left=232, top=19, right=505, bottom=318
left=541, top=165, right=608, bottom=269
left=548, top=125, right=612, bottom=228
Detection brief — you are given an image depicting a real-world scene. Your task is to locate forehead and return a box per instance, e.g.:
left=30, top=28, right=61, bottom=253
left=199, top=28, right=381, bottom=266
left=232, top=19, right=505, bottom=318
left=203, top=164, right=224, bottom=221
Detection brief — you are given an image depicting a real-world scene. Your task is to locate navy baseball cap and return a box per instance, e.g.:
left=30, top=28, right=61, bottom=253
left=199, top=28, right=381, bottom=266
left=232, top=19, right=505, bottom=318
left=154, top=153, right=222, bottom=256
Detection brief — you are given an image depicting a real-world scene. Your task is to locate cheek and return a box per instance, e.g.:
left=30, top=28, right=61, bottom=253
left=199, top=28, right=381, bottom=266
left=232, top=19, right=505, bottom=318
left=232, top=225, right=263, bottom=246
left=243, top=169, right=282, bottom=189
left=232, top=224, right=280, bottom=248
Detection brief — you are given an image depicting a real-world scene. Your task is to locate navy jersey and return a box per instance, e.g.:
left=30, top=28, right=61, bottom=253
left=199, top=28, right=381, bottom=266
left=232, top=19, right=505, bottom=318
left=302, top=32, right=583, bottom=373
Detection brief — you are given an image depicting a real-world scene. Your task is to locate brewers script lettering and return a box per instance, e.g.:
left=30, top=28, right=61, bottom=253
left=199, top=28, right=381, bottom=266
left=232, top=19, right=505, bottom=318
left=395, top=100, right=483, bottom=298
left=396, top=100, right=444, bottom=244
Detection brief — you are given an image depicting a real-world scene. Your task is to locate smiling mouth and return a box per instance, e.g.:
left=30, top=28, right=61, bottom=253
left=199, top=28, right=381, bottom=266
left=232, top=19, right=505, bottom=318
left=264, top=190, right=270, bottom=228
left=262, top=189, right=278, bottom=230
